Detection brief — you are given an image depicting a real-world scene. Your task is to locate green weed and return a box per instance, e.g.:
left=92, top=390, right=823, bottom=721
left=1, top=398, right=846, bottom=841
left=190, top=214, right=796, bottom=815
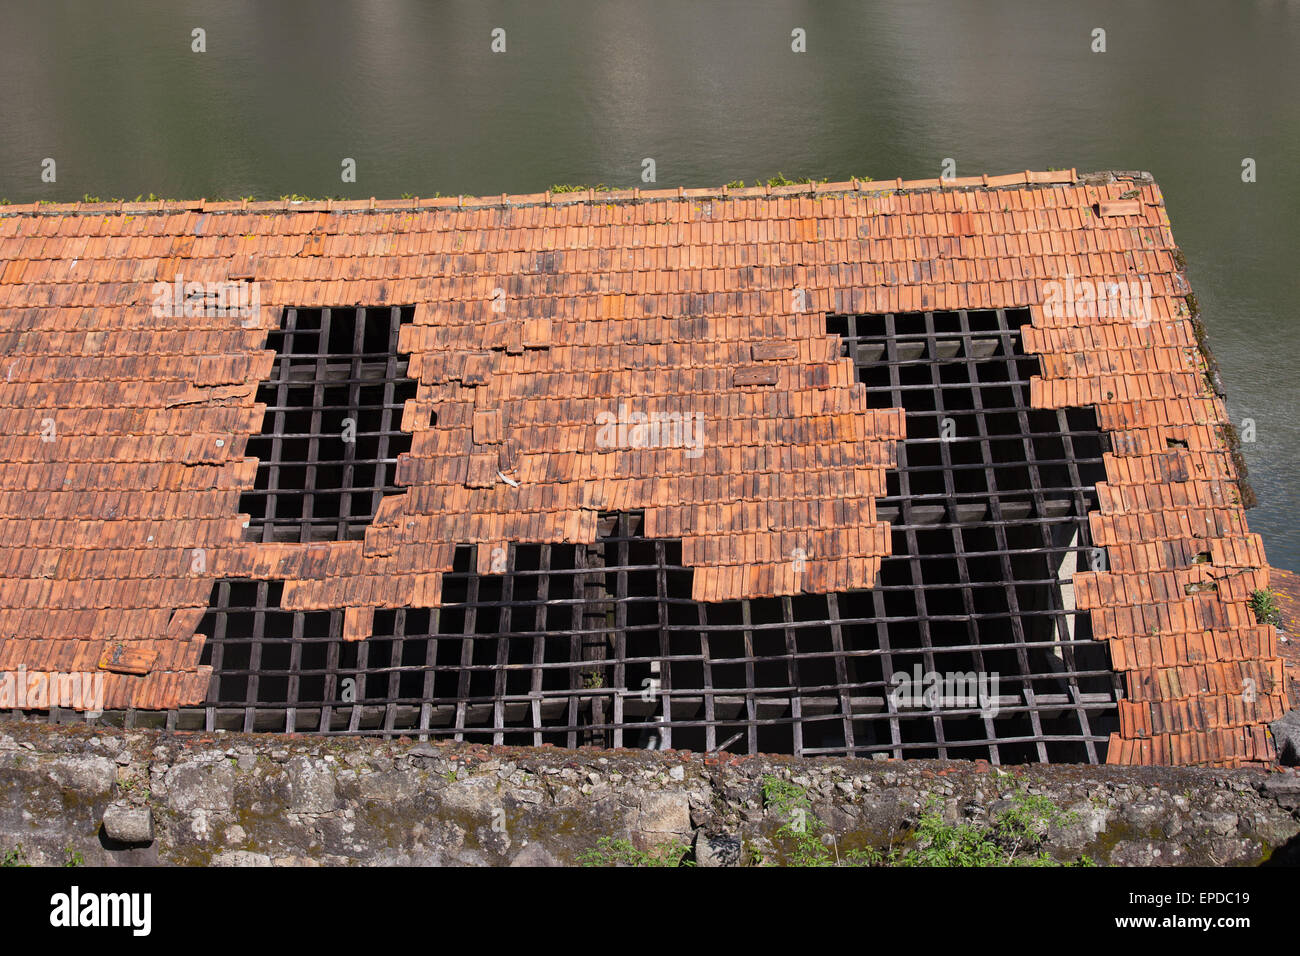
left=577, top=836, right=691, bottom=867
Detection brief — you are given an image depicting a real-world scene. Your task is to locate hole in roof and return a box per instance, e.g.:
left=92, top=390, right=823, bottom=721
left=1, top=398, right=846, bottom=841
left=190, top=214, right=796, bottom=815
left=240, top=306, right=418, bottom=543
left=831, top=306, right=1121, bottom=763
left=180, top=306, right=1120, bottom=763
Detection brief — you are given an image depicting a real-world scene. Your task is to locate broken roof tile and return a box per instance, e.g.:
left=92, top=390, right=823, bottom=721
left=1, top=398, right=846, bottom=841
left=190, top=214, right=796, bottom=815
left=0, top=170, right=1278, bottom=767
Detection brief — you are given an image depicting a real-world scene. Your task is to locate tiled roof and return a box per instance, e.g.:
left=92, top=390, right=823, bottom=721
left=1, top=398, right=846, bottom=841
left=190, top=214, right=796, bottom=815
left=0, top=169, right=1285, bottom=766
left=1269, top=566, right=1300, bottom=709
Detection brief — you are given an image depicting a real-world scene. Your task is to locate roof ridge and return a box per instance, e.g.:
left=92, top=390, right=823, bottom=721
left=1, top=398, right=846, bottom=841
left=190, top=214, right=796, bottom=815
left=0, top=167, right=1162, bottom=218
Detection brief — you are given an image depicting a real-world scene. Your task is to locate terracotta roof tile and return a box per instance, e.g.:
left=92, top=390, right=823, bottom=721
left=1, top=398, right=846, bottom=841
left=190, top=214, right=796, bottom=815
left=0, top=170, right=1281, bottom=765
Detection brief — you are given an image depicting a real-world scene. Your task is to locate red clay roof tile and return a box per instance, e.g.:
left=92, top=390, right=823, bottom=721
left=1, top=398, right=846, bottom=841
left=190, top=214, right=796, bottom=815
left=0, top=170, right=1279, bottom=766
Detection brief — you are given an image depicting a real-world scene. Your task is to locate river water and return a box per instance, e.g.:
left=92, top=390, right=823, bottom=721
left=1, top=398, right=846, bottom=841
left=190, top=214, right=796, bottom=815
left=1, top=0, right=1296, bottom=567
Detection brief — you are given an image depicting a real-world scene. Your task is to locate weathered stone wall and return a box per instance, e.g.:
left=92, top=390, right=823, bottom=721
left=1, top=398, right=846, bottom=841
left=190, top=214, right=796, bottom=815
left=2, top=720, right=1298, bottom=867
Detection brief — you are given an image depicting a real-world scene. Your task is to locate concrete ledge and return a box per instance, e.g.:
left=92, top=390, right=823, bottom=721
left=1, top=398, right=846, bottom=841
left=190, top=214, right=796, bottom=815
left=1, top=720, right=1297, bottom=867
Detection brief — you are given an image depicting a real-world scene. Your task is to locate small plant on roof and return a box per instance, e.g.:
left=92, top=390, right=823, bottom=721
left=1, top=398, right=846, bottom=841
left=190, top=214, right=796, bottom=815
left=549, top=183, right=615, bottom=193
left=1250, top=588, right=1282, bottom=627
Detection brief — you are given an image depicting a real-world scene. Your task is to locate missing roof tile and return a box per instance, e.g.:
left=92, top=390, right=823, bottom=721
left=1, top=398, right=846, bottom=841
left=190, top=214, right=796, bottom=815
left=196, top=579, right=348, bottom=733
left=827, top=306, right=1122, bottom=763
left=239, top=306, right=421, bottom=543
left=180, top=307, right=1122, bottom=763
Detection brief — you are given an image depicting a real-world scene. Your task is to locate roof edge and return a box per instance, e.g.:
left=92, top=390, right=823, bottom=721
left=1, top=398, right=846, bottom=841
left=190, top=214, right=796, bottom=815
left=0, top=168, right=1161, bottom=218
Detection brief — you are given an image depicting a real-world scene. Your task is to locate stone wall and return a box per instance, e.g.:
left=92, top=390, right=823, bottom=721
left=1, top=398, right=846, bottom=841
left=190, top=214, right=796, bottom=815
left=2, top=720, right=1298, bottom=867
